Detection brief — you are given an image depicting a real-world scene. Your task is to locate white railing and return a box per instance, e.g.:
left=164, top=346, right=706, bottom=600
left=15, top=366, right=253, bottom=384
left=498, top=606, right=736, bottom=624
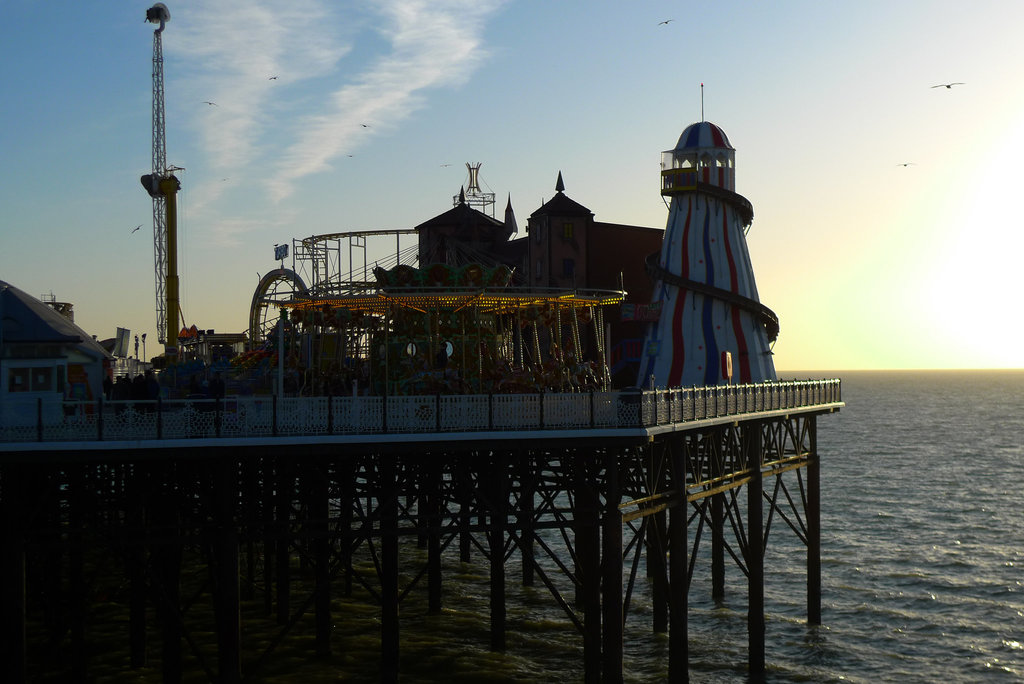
left=0, top=379, right=841, bottom=444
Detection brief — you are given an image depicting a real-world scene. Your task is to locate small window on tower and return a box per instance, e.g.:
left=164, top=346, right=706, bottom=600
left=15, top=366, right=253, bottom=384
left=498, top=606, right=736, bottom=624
left=562, top=222, right=574, bottom=239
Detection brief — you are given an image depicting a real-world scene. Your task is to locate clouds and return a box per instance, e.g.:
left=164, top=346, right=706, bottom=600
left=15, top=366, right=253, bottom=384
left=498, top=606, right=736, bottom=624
left=167, top=0, right=504, bottom=210
left=270, top=0, right=503, bottom=201
left=171, top=0, right=350, bottom=169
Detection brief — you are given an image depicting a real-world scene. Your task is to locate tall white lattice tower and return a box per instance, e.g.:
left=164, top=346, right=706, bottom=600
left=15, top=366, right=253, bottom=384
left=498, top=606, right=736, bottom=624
left=638, top=121, right=778, bottom=387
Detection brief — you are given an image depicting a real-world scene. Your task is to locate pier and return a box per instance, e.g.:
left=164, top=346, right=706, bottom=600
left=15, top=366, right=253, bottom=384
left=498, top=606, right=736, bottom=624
left=0, top=380, right=841, bottom=682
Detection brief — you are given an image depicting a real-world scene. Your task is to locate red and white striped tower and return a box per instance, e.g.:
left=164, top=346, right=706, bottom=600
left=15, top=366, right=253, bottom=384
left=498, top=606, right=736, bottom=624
left=638, top=121, right=778, bottom=387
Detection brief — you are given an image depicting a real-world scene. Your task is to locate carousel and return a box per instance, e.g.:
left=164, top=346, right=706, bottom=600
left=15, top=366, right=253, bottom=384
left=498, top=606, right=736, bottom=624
left=260, top=260, right=623, bottom=397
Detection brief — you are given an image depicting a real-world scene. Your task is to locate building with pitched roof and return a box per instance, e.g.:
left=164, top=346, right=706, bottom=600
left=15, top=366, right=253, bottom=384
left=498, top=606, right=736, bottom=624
left=0, top=279, right=112, bottom=402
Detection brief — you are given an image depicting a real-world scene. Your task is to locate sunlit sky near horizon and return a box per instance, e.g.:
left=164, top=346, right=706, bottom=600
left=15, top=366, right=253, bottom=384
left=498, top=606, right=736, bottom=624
left=2, top=1, right=1023, bottom=371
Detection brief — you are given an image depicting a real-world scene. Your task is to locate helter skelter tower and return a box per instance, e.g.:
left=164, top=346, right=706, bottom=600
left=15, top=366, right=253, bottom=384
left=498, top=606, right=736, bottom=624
left=638, top=121, right=779, bottom=387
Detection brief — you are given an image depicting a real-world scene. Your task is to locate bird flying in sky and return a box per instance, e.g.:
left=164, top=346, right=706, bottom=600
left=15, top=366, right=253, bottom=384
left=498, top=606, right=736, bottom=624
left=131, top=224, right=142, bottom=233
left=360, top=123, right=371, bottom=128
left=931, top=82, right=964, bottom=89
left=896, top=163, right=915, bottom=167
left=203, top=101, right=218, bottom=106
left=268, top=76, right=278, bottom=80
left=658, top=19, right=673, bottom=25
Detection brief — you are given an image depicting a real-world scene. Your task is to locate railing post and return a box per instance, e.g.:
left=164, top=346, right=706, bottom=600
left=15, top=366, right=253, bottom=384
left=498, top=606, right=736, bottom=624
left=157, top=397, right=163, bottom=439
left=539, top=392, right=545, bottom=429
left=590, top=389, right=595, bottom=428
left=215, top=397, right=222, bottom=438
left=272, top=394, right=278, bottom=437
left=328, top=394, right=334, bottom=435
left=382, top=394, right=388, bottom=433
left=436, top=394, right=442, bottom=432
left=488, top=394, right=494, bottom=430
left=97, top=397, right=104, bottom=441
left=36, top=398, right=43, bottom=442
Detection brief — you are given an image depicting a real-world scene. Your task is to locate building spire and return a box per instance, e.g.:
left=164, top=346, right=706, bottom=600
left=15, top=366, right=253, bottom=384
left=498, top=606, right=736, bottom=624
left=555, top=171, right=565, bottom=193
left=504, top=193, right=518, bottom=235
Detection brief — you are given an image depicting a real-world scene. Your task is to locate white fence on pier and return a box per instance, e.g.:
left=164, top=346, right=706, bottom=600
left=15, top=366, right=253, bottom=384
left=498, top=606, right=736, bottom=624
left=0, top=380, right=841, bottom=444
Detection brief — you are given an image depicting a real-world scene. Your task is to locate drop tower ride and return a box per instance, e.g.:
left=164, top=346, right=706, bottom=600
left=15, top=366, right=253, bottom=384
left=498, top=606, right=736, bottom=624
left=639, top=121, right=779, bottom=387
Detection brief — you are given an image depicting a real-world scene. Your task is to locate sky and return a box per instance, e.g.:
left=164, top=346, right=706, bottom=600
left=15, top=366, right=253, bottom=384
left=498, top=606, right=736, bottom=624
left=2, top=0, right=1023, bottom=371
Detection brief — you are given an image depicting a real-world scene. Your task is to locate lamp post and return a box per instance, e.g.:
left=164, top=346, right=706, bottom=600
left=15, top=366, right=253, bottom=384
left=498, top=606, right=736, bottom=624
left=141, top=333, right=147, bottom=362
left=135, top=334, right=140, bottom=360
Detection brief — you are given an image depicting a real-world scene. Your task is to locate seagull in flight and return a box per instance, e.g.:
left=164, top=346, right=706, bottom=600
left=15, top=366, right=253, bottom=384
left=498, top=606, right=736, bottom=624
left=131, top=224, right=142, bottom=233
left=268, top=76, right=278, bottom=80
left=896, top=162, right=916, bottom=167
left=203, top=101, right=218, bottom=106
left=360, top=123, right=371, bottom=128
left=658, top=19, right=673, bottom=25
left=440, top=163, right=452, bottom=167
left=931, top=82, right=964, bottom=89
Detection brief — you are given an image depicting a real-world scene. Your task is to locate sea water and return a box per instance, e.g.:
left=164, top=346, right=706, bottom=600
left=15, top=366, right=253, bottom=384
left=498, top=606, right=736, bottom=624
left=760, top=369, right=1024, bottom=684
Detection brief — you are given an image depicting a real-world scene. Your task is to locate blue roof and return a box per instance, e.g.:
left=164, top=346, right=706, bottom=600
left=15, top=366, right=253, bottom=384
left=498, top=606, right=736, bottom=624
left=0, top=279, right=109, bottom=359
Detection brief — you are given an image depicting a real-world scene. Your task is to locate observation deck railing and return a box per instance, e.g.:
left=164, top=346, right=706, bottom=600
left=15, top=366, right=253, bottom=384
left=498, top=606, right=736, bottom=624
left=0, top=379, right=841, bottom=445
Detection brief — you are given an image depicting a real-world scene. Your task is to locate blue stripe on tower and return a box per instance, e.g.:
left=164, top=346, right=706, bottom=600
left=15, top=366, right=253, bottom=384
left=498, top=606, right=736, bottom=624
left=685, top=124, right=701, bottom=148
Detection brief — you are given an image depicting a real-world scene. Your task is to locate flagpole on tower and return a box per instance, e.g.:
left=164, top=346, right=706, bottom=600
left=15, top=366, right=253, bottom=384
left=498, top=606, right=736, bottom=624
left=700, top=82, right=705, bottom=121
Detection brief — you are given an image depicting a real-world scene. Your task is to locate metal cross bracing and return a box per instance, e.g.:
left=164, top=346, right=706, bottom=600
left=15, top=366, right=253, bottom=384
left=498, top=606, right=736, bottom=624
left=0, top=410, right=826, bottom=682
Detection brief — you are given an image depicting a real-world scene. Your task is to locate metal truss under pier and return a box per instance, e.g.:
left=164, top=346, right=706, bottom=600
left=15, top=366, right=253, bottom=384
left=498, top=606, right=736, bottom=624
left=0, top=388, right=841, bottom=682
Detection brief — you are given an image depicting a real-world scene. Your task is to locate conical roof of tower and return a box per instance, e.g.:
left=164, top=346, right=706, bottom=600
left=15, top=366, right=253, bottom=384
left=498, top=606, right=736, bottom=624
left=674, top=121, right=734, bottom=151
left=530, top=172, right=593, bottom=218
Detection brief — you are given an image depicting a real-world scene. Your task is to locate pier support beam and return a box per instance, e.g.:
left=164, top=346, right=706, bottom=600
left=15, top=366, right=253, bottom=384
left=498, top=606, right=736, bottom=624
left=807, top=417, right=821, bottom=625
left=153, top=480, right=183, bottom=684
left=275, top=460, right=293, bottom=626
left=312, top=460, right=332, bottom=656
left=518, top=453, right=536, bottom=587
left=489, top=454, right=507, bottom=652
left=668, top=441, right=689, bottom=683
left=649, top=444, right=668, bottom=634
left=216, top=459, right=241, bottom=683
left=0, top=465, right=27, bottom=684
left=602, top=450, right=624, bottom=681
left=576, top=455, right=601, bottom=683
left=745, top=422, right=765, bottom=679
left=128, top=465, right=148, bottom=669
left=69, top=466, right=87, bottom=682
left=381, top=458, right=400, bottom=681
left=427, top=462, right=442, bottom=614
left=711, top=432, right=726, bottom=604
